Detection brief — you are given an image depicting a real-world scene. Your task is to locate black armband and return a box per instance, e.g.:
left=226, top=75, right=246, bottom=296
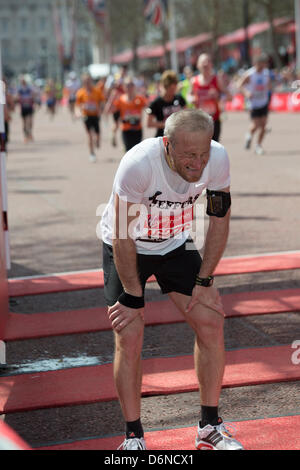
left=118, top=292, right=145, bottom=309
left=206, top=189, right=231, bottom=218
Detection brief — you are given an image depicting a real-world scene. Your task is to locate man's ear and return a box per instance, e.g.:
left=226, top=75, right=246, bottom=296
left=162, top=136, right=169, bottom=153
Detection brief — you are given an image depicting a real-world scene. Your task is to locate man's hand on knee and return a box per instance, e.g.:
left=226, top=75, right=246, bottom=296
left=108, top=302, right=144, bottom=332
left=185, top=285, right=224, bottom=316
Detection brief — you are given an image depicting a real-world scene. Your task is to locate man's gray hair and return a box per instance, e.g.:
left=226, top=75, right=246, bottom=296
left=164, top=109, right=214, bottom=144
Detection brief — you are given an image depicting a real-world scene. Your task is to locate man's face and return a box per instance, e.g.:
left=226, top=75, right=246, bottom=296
left=166, top=82, right=177, bottom=94
left=84, top=77, right=92, bottom=89
left=126, top=82, right=136, bottom=94
left=256, top=60, right=266, bottom=72
left=198, top=57, right=212, bottom=74
left=164, top=130, right=212, bottom=183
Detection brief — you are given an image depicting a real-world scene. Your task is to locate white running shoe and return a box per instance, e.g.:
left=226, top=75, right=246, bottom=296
left=195, top=418, right=244, bottom=450
left=118, top=437, right=147, bottom=450
left=89, top=154, right=97, bottom=163
left=245, top=133, right=252, bottom=149
left=255, top=145, right=265, bottom=155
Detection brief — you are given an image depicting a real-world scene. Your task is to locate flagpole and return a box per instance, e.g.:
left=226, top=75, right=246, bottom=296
left=168, top=0, right=178, bottom=73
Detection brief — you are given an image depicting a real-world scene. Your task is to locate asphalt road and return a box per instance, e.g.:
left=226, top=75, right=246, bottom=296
left=2, top=104, right=300, bottom=450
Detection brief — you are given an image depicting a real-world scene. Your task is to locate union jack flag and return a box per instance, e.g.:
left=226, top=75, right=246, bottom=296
left=144, top=0, right=168, bottom=26
left=83, top=0, right=107, bottom=25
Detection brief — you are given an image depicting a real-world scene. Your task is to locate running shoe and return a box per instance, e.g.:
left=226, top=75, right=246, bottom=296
left=195, top=418, right=244, bottom=450
left=244, top=133, right=252, bottom=149
left=89, top=154, right=97, bottom=163
left=255, top=145, right=265, bottom=155
left=117, top=437, right=147, bottom=450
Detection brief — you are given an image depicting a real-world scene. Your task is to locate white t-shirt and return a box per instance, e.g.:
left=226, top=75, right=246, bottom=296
left=66, top=79, right=81, bottom=99
left=246, top=67, right=270, bottom=110
left=100, top=137, right=230, bottom=255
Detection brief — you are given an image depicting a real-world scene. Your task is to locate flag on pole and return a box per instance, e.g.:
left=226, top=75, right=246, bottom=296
left=144, top=0, right=168, bottom=26
left=82, top=0, right=112, bottom=64
left=52, top=3, right=65, bottom=63
left=52, top=0, right=76, bottom=69
left=83, top=0, right=107, bottom=25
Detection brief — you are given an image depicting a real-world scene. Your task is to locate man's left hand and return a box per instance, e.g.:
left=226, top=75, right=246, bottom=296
left=185, top=285, right=224, bottom=316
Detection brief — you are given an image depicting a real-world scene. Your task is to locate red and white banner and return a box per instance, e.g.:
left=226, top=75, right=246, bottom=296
left=225, top=93, right=300, bottom=112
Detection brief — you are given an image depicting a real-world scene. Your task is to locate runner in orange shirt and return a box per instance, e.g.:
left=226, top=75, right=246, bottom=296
left=112, top=79, right=148, bottom=151
left=76, top=74, right=105, bottom=162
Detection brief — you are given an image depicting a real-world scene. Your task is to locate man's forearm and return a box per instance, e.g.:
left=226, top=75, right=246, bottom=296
left=198, top=212, right=230, bottom=278
left=113, top=238, right=143, bottom=297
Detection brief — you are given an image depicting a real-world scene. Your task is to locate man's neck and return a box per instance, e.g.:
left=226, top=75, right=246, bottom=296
left=164, top=149, right=176, bottom=172
left=162, top=91, right=175, bottom=102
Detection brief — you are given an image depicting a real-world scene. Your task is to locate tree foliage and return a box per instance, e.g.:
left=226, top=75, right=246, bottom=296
left=91, top=0, right=295, bottom=68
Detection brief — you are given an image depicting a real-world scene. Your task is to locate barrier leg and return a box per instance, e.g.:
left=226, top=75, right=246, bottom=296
left=0, top=340, right=5, bottom=365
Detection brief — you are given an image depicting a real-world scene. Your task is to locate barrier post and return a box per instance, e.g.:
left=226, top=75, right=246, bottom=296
left=0, top=42, right=10, bottom=271
left=0, top=41, right=8, bottom=365
left=296, top=0, right=300, bottom=72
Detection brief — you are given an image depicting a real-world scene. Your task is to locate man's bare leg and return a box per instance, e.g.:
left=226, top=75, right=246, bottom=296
left=113, top=315, right=144, bottom=421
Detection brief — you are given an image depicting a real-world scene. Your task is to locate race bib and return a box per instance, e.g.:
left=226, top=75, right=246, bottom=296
left=200, top=99, right=218, bottom=115
left=83, top=102, right=97, bottom=111
left=123, top=111, right=141, bottom=126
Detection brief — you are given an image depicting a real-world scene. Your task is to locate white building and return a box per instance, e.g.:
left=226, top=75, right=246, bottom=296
left=0, top=0, right=95, bottom=81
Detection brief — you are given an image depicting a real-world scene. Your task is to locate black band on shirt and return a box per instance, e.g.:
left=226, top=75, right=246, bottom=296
left=118, top=292, right=145, bottom=309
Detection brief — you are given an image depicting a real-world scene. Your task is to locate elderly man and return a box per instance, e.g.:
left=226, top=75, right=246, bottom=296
left=100, top=109, right=243, bottom=451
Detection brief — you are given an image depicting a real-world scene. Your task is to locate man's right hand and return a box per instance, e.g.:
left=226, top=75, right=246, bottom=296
left=108, top=302, right=144, bottom=333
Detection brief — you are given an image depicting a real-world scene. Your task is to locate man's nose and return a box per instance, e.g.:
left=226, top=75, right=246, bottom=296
left=194, top=157, right=205, bottom=169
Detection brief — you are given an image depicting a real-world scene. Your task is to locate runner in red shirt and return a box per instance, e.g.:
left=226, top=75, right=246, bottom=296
left=192, top=54, right=230, bottom=142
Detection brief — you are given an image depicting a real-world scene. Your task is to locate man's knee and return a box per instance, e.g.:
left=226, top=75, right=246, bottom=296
left=193, top=309, right=224, bottom=345
left=114, top=318, right=144, bottom=357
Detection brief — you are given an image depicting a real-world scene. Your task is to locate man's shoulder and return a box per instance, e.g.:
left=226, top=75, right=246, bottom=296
left=121, top=137, right=161, bottom=162
left=92, top=86, right=103, bottom=97
left=133, top=137, right=161, bottom=156
left=149, top=95, right=163, bottom=106
left=246, top=66, right=256, bottom=77
left=174, top=94, right=185, bottom=103
left=209, top=140, right=228, bottom=163
left=210, top=139, right=226, bottom=153
left=76, top=88, right=85, bottom=97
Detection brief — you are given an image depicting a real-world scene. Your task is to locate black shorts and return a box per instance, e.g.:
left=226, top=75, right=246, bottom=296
left=84, top=116, right=100, bottom=134
left=47, top=98, right=56, bottom=109
left=113, top=111, right=121, bottom=123
left=102, top=240, right=202, bottom=306
left=21, top=107, right=34, bottom=118
left=4, top=121, right=9, bottom=144
left=122, top=129, right=143, bottom=151
left=212, top=119, right=221, bottom=142
left=250, top=104, right=269, bottom=119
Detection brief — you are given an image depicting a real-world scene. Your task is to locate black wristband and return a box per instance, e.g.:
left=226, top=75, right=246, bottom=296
left=195, top=275, right=214, bottom=287
left=118, top=292, right=145, bottom=309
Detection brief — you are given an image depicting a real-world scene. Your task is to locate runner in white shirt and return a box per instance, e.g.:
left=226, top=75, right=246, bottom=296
left=65, top=72, right=81, bottom=120
left=100, top=109, right=244, bottom=451
left=238, top=54, right=272, bottom=155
